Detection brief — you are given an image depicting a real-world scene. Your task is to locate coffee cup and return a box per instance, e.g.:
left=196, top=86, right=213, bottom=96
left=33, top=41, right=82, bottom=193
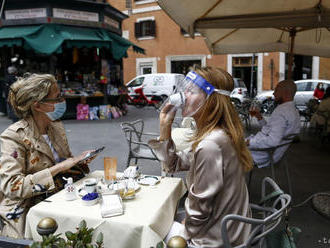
left=169, top=92, right=185, bottom=108
left=83, top=178, right=98, bottom=193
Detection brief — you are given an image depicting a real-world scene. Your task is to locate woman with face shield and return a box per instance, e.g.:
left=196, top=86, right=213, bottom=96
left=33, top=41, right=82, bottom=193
left=0, top=74, right=93, bottom=238
left=149, top=67, right=253, bottom=247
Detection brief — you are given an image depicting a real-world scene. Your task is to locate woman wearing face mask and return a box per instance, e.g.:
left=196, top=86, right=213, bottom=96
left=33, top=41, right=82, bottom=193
left=0, top=73, right=92, bottom=239
left=149, top=67, right=253, bottom=247
left=313, top=82, right=325, bottom=101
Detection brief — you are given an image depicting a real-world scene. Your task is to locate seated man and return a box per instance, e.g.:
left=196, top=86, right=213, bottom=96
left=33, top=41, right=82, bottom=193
left=246, top=80, right=301, bottom=167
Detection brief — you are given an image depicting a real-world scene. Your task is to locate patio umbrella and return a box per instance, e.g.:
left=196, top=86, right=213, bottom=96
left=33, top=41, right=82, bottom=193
left=158, top=0, right=330, bottom=79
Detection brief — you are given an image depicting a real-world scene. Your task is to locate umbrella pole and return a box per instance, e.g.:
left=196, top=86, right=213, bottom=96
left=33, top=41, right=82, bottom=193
left=287, top=29, right=296, bottom=80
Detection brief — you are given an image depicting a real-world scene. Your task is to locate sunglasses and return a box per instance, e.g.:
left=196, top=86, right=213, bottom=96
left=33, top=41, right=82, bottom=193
left=40, top=93, right=65, bottom=103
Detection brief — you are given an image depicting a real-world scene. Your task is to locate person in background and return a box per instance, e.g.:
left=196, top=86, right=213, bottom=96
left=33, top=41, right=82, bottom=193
left=149, top=66, right=252, bottom=247
left=313, top=82, right=325, bottom=101
left=310, top=87, right=330, bottom=132
left=0, top=73, right=93, bottom=239
left=5, top=66, right=19, bottom=122
left=246, top=80, right=300, bottom=167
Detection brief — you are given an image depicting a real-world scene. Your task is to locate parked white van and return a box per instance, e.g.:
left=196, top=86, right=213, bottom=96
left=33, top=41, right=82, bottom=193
left=126, top=73, right=185, bottom=99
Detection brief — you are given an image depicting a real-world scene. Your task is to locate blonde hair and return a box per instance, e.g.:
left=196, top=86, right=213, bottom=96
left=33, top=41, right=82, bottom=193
left=191, top=66, right=253, bottom=172
left=8, top=73, right=56, bottom=119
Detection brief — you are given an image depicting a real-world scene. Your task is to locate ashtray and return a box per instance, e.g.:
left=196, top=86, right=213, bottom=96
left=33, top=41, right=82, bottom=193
left=81, top=192, right=99, bottom=206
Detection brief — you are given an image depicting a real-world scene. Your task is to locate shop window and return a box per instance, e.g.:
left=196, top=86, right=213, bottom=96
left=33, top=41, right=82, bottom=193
left=233, top=57, right=258, bottom=67
left=135, top=20, right=156, bottom=38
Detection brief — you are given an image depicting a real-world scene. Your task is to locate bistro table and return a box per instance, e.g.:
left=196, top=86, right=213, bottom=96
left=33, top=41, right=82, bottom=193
left=25, top=170, right=187, bottom=248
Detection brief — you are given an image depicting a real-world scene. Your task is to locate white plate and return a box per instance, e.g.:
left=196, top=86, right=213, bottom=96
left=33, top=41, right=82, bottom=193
left=137, top=176, right=160, bottom=186
left=108, top=180, right=141, bottom=192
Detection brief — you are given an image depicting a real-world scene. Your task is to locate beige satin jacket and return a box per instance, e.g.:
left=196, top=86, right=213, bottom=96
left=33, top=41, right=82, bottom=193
left=0, top=117, right=85, bottom=239
left=149, top=129, right=251, bottom=248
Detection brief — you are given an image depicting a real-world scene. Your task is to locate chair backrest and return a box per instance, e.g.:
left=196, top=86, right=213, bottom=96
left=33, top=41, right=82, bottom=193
left=0, top=236, right=32, bottom=247
left=221, top=177, right=291, bottom=248
left=120, top=119, right=144, bottom=146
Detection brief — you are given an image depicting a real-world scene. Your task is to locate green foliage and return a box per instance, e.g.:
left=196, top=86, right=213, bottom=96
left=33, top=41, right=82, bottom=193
left=31, top=220, right=104, bottom=248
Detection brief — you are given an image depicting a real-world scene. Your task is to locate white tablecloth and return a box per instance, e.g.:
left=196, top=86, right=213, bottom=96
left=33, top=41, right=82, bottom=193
left=25, top=170, right=187, bottom=248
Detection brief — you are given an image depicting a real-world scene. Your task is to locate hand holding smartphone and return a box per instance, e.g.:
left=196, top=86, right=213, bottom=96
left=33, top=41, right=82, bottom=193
left=79, top=146, right=105, bottom=163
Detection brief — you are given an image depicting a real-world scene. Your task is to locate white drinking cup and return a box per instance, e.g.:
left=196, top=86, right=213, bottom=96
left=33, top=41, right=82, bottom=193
left=83, top=178, right=98, bottom=193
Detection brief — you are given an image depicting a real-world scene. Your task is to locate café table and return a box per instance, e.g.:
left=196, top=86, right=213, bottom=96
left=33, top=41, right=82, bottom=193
left=25, top=170, right=187, bottom=248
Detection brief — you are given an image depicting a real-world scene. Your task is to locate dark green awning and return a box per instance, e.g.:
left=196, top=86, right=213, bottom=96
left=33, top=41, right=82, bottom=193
left=0, top=24, right=145, bottom=59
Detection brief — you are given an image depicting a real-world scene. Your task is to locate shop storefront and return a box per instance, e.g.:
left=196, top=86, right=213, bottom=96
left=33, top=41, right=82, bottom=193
left=0, top=0, right=144, bottom=119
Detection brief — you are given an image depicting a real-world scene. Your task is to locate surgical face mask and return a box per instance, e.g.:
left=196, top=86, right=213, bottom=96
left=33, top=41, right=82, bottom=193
left=46, top=101, right=67, bottom=121
left=161, top=71, right=231, bottom=117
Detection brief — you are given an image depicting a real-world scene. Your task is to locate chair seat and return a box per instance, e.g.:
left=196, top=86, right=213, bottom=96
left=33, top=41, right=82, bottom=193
left=132, top=147, right=158, bottom=159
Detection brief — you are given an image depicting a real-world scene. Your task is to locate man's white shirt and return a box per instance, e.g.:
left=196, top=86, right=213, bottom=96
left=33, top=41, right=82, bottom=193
left=248, top=101, right=301, bottom=167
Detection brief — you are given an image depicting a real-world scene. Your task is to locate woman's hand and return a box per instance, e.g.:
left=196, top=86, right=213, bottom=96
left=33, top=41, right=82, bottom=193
left=49, top=150, right=93, bottom=176
left=159, top=103, right=176, bottom=141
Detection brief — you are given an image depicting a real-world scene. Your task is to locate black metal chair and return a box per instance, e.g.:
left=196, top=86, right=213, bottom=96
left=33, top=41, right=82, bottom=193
left=120, top=119, right=160, bottom=167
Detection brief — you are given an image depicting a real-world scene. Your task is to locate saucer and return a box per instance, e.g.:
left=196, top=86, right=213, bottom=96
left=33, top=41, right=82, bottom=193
left=137, top=176, right=160, bottom=186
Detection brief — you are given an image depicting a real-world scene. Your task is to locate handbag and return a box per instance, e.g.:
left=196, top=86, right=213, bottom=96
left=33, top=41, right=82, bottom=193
left=260, top=190, right=301, bottom=248
left=266, top=225, right=301, bottom=248
left=266, top=206, right=301, bottom=248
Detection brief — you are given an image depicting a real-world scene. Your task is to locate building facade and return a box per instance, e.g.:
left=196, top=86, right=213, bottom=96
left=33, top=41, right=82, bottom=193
left=110, top=0, right=330, bottom=94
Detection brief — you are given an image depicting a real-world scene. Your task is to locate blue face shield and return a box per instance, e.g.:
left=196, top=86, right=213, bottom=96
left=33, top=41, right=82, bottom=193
left=46, top=101, right=67, bottom=121
left=161, top=71, right=232, bottom=117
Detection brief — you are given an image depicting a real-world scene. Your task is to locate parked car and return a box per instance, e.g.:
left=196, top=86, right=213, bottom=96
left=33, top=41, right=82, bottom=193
left=254, top=79, right=330, bottom=113
left=230, top=78, right=250, bottom=105
left=126, top=73, right=185, bottom=100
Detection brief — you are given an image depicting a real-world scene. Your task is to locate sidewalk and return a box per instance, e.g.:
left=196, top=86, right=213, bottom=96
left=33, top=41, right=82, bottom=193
left=0, top=107, right=329, bottom=247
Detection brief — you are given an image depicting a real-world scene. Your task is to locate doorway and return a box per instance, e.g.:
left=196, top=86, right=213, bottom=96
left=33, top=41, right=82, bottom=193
left=232, top=56, right=258, bottom=97
left=285, top=54, right=312, bottom=80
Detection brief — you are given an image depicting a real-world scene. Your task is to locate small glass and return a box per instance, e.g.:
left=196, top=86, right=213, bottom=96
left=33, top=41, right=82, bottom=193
left=119, top=179, right=136, bottom=200
left=104, top=157, right=117, bottom=183
left=249, top=102, right=260, bottom=117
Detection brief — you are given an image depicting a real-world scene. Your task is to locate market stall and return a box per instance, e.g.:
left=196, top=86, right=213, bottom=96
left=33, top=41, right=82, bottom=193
left=0, top=0, right=144, bottom=119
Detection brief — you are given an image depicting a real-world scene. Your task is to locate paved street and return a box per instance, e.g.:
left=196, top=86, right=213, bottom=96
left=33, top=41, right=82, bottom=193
left=0, top=105, right=162, bottom=176
left=0, top=106, right=330, bottom=247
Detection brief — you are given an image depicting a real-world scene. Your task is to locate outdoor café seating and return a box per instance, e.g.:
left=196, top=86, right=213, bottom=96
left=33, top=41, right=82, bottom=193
left=221, top=177, right=291, bottom=248
left=120, top=119, right=160, bottom=167
left=248, top=134, right=299, bottom=198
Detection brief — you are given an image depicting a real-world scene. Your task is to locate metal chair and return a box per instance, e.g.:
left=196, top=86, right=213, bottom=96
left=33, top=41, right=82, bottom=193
left=120, top=119, right=160, bottom=167
left=248, top=134, right=299, bottom=198
left=0, top=236, right=32, bottom=247
left=221, top=177, right=291, bottom=248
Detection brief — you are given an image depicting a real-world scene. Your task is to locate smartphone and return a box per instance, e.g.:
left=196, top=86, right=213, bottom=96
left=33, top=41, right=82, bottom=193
left=79, top=146, right=105, bottom=163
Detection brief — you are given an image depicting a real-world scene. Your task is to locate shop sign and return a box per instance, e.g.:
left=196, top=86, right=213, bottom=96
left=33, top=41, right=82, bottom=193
left=104, top=16, right=120, bottom=29
left=53, top=8, right=99, bottom=22
left=5, top=8, right=47, bottom=20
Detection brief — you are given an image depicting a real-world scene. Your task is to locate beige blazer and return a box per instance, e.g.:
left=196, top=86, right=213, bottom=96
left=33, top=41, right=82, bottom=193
left=149, top=129, right=251, bottom=248
left=0, top=117, right=82, bottom=238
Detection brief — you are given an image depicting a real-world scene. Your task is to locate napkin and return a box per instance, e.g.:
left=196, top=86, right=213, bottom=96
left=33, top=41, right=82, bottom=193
left=100, top=194, right=124, bottom=218
left=123, top=166, right=139, bottom=178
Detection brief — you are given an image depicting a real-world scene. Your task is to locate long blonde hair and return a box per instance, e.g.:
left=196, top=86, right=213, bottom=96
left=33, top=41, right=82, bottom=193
left=8, top=73, right=56, bottom=119
left=191, top=66, right=253, bottom=172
